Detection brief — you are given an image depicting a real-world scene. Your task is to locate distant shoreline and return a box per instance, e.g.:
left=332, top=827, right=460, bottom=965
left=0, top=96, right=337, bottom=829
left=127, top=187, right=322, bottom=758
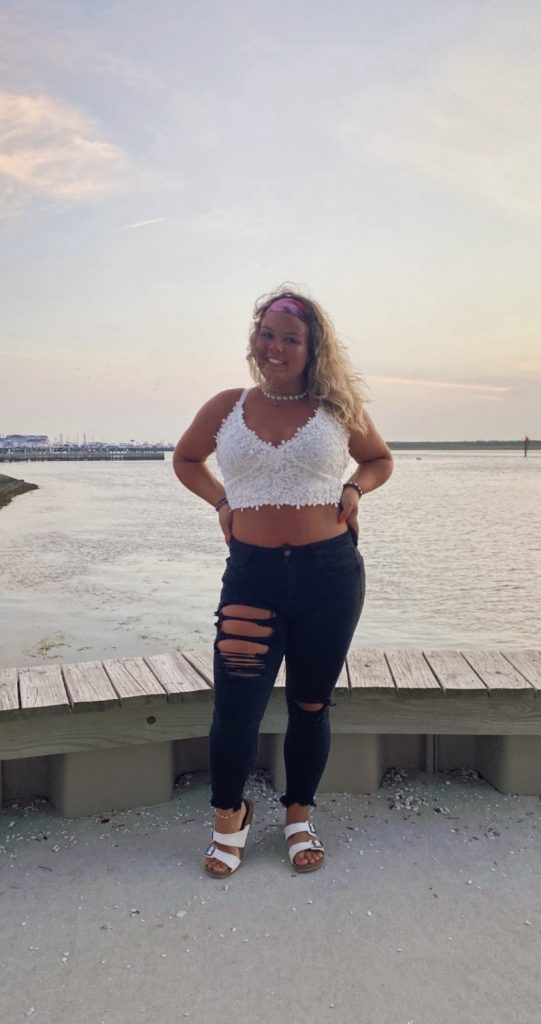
left=0, top=473, right=38, bottom=510
left=388, top=440, right=539, bottom=451
left=0, top=439, right=539, bottom=461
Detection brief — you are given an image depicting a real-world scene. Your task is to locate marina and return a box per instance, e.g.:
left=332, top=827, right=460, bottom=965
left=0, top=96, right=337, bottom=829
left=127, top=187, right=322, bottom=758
left=0, top=450, right=166, bottom=462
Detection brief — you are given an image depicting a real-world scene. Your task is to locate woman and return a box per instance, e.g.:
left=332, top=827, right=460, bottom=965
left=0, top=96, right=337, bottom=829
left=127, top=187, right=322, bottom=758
left=173, top=287, right=393, bottom=877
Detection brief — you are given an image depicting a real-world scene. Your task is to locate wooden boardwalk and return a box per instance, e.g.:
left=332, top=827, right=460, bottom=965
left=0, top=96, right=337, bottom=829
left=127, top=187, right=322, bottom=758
left=1, top=648, right=541, bottom=813
left=1, top=648, right=540, bottom=719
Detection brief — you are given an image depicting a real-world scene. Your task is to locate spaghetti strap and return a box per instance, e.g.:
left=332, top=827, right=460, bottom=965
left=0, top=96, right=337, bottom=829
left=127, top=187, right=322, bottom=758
left=238, top=388, right=250, bottom=406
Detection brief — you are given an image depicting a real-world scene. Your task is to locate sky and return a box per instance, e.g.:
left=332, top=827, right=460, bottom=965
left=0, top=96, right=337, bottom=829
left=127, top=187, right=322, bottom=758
left=0, top=0, right=540, bottom=442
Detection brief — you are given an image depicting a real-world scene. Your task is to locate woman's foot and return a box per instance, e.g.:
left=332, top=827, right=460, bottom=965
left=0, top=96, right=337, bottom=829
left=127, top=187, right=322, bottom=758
left=285, top=803, right=324, bottom=869
left=204, top=803, right=247, bottom=877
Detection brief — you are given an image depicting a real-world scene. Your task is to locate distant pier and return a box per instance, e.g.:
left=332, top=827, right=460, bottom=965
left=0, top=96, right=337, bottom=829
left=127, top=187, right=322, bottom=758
left=0, top=448, right=167, bottom=463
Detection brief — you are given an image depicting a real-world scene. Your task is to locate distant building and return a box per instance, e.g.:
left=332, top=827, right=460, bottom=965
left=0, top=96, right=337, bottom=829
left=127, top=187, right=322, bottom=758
left=0, top=434, right=49, bottom=448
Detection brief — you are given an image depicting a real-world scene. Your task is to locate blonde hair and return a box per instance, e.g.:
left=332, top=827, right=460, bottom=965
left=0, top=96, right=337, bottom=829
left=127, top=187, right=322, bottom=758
left=247, top=285, right=369, bottom=431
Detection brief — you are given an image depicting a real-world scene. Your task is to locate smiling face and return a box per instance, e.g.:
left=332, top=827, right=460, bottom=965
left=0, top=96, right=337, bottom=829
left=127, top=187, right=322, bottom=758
left=254, top=310, right=310, bottom=393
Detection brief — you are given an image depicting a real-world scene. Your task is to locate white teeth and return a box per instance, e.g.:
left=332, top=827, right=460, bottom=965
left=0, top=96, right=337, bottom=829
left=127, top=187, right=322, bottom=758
left=267, top=359, right=285, bottom=364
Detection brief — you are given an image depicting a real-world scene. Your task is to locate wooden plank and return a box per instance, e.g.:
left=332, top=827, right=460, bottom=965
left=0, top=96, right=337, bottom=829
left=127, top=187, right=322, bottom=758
left=3, top=690, right=541, bottom=761
left=0, top=702, right=214, bottom=759
left=63, top=661, right=119, bottom=711
left=18, top=665, right=70, bottom=713
left=329, top=694, right=541, bottom=734
left=102, top=657, right=168, bottom=704
left=348, top=649, right=395, bottom=692
left=462, top=651, right=536, bottom=694
left=3, top=646, right=540, bottom=740
left=385, top=650, right=442, bottom=694
left=0, top=668, right=19, bottom=713
left=181, top=650, right=214, bottom=686
left=503, top=651, right=541, bottom=694
left=145, top=651, right=211, bottom=700
left=424, top=650, right=488, bottom=694
left=334, top=662, right=349, bottom=690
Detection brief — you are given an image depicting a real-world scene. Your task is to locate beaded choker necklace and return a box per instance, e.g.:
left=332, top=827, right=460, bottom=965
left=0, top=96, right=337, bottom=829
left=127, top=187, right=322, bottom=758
left=261, top=386, right=308, bottom=402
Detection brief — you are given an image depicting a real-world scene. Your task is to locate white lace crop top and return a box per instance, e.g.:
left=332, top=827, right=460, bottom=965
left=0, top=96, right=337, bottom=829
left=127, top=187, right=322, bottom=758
left=215, top=388, right=351, bottom=510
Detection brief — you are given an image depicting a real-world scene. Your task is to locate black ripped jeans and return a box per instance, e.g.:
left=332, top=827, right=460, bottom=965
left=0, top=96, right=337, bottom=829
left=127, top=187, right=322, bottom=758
left=209, top=528, right=365, bottom=810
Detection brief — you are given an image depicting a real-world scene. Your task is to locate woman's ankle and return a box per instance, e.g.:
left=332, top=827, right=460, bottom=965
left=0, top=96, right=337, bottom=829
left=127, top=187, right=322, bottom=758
left=285, top=802, right=310, bottom=820
left=214, top=803, right=245, bottom=829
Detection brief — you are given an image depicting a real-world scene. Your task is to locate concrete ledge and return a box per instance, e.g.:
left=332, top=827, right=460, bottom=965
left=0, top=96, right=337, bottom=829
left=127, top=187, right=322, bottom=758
left=476, top=735, right=541, bottom=795
left=48, top=741, right=174, bottom=818
left=3, top=732, right=541, bottom=814
left=1, top=735, right=280, bottom=812
left=268, top=733, right=387, bottom=795
left=2, top=726, right=541, bottom=814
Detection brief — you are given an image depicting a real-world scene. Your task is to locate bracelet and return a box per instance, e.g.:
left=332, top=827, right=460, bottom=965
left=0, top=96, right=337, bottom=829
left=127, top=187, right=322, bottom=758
left=215, top=496, right=230, bottom=512
left=342, top=482, right=364, bottom=499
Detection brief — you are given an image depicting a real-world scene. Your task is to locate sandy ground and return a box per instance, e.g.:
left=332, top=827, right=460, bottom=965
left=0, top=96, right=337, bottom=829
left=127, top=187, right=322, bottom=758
left=1, top=767, right=540, bottom=1024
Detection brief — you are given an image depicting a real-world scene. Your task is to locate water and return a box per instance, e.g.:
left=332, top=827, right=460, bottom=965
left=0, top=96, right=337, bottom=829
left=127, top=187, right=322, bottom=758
left=1, top=453, right=539, bottom=667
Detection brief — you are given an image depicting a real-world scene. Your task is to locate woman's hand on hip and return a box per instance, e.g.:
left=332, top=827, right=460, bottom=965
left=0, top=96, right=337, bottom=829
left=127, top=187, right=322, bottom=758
left=338, top=490, right=359, bottom=538
left=218, top=503, right=233, bottom=545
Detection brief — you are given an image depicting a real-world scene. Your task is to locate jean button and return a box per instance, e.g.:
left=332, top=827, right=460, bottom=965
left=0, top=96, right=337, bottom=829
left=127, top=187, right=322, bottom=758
left=284, top=547, right=291, bottom=557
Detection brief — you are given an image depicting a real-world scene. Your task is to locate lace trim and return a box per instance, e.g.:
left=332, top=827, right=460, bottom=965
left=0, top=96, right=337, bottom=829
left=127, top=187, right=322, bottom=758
left=231, top=499, right=340, bottom=510
left=240, top=404, right=320, bottom=450
left=214, top=391, right=247, bottom=445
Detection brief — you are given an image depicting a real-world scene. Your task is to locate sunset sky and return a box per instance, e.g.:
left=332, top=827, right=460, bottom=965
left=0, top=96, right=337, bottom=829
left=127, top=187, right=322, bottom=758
left=1, top=0, right=540, bottom=442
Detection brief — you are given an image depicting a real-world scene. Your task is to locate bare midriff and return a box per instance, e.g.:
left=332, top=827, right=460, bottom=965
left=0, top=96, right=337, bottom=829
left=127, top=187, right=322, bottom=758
left=231, top=504, right=348, bottom=547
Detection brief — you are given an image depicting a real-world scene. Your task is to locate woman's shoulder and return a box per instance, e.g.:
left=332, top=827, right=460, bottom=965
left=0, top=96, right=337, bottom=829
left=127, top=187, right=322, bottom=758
left=206, top=387, right=247, bottom=419
left=198, top=387, right=248, bottom=437
left=208, top=387, right=246, bottom=406
left=181, top=388, right=246, bottom=436
left=195, top=386, right=245, bottom=411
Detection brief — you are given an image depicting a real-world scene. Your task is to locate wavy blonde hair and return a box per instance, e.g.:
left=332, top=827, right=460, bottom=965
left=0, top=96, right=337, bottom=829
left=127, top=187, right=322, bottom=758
left=247, top=285, right=369, bottom=431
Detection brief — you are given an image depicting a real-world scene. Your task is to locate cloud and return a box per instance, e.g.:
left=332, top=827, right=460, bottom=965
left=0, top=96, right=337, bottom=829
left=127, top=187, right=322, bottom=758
left=339, top=24, right=541, bottom=219
left=510, top=355, right=541, bottom=376
left=125, top=217, right=168, bottom=229
left=0, top=90, right=131, bottom=219
left=370, top=374, right=510, bottom=396
left=0, top=5, right=157, bottom=87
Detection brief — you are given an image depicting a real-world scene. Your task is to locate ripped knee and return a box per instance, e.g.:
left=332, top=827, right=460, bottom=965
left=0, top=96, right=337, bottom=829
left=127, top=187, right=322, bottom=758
left=215, top=604, right=275, bottom=678
left=287, top=696, right=331, bottom=722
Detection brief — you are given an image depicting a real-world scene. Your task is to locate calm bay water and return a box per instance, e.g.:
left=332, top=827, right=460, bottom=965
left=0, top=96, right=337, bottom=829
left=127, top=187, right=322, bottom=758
left=1, top=452, right=540, bottom=667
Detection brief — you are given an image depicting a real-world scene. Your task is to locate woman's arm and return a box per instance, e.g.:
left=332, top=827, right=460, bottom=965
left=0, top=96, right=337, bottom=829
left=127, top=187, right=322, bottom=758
left=339, top=411, right=394, bottom=527
left=172, top=389, right=243, bottom=507
left=346, top=412, right=394, bottom=494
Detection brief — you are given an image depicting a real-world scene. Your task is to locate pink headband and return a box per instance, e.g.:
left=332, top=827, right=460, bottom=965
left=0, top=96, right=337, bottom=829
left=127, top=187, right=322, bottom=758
left=265, top=297, right=310, bottom=323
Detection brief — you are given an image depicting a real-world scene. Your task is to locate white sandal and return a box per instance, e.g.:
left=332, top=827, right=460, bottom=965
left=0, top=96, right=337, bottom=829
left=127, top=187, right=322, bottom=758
left=204, top=800, right=254, bottom=878
left=284, top=820, right=325, bottom=873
